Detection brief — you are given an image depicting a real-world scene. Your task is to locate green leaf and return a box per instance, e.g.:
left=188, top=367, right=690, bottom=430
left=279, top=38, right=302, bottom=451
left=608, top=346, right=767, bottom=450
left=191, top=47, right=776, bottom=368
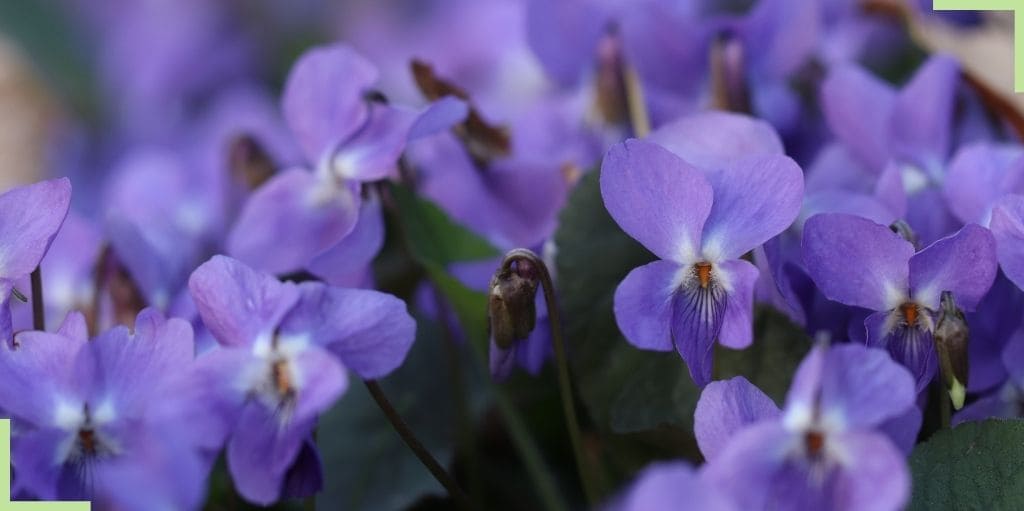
left=389, top=184, right=500, bottom=267
left=554, top=170, right=696, bottom=433
left=554, top=171, right=811, bottom=435
left=908, top=419, right=1024, bottom=510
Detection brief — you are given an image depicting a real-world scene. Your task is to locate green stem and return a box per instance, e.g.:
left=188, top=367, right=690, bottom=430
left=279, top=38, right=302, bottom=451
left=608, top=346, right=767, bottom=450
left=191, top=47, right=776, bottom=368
left=501, top=248, right=600, bottom=506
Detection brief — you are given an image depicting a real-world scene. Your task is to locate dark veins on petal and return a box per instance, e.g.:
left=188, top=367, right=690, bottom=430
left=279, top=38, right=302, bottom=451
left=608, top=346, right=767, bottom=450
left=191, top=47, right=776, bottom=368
left=882, top=315, right=938, bottom=392
left=671, top=265, right=727, bottom=386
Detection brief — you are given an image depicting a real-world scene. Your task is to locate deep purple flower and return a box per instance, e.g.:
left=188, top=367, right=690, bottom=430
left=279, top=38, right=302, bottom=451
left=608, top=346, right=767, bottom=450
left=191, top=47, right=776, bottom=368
left=961, top=273, right=1024, bottom=393
left=602, top=112, right=803, bottom=385
left=802, top=213, right=998, bottom=392
left=697, top=344, right=915, bottom=511
left=227, top=43, right=467, bottom=274
left=1, top=309, right=206, bottom=509
left=0, top=178, right=72, bottom=344
left=605, top=461, right=735, bottom=511
left=188, top=255, right=416, bottom=504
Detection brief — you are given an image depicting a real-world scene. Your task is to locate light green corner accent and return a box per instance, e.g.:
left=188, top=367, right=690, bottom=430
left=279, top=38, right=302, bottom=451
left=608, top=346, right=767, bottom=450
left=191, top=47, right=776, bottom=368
left=0, top=419, right=90, bottom=510
left=932, top=0, right=1024, bottom=92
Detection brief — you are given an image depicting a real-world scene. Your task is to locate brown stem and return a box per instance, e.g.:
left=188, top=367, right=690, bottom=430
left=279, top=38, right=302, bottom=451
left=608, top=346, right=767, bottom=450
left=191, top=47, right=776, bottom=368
left=363, top=379, right=471, bottom=510
left=30, top=267, right=44, bottom=331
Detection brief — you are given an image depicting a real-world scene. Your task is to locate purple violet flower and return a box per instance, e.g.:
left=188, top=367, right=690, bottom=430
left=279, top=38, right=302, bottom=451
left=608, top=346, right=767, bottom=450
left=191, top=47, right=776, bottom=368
left=802, top=213, right=998, bottom=392
left=1, top=309, right=207, bottom=509
left=696, top=344, right=916, bottom=511
left=601, top=113, right=803, bottom=385
left=817, top=55, right=961, bottom=245
left=0, top=178, right=72, bottom=344
left=226, top=43, right=467, bottom=275
left=187, top=255, right=416, bottom=504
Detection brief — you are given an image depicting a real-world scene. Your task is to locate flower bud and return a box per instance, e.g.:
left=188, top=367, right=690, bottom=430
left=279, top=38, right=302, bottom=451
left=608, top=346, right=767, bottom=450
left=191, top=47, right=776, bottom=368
left=488, top=259, right=539, bottom=350
left=934, top=291, right=969, bottom=410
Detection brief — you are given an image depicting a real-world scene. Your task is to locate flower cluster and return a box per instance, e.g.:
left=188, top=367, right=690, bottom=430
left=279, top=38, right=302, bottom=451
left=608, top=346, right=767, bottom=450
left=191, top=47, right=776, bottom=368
left=0, top=0, right=1022, bottom=509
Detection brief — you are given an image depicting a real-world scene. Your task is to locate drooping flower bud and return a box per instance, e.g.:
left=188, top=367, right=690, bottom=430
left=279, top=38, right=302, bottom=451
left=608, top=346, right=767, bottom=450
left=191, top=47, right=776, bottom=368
left=934, top=290, right=969, bottom=410
left=488, top=258, right=539, bottom=350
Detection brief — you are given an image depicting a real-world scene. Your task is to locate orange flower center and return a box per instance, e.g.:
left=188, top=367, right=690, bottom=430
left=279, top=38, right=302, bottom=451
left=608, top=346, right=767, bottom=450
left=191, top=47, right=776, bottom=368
left=78, top=429, right=97, bottom=455
left=272, top=359, right=293, bottom=397
left=804, top=430, right=824, bottom=457
left=900, top=302, right=919, bottom=327
left=694, top=262, right=713, bottom=289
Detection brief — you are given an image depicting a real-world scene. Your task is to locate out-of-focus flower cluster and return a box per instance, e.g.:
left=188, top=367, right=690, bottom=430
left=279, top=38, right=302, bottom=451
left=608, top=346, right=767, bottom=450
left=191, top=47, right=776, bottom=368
left=0, top=0, right=1022, bottom=509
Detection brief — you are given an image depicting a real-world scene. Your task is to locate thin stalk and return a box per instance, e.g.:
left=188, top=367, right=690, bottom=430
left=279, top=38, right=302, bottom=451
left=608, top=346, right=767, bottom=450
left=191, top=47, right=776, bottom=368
left=363, top=379, right=471, bottom=510
left=464, top=339, right=567, bottom=511
left=433, top=289, right=484, bottom=509
left=501, top=248, right=600, bottom=506
left=30, top=267, right=44, bottom=330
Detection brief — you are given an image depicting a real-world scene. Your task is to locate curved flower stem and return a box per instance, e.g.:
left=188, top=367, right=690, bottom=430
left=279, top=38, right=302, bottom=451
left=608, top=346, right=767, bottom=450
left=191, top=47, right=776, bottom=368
left=363, top=379, right=472, bottom=510
left=501, top=248, right=600, bottom=506
left=30, top=267, right=44, bottom=331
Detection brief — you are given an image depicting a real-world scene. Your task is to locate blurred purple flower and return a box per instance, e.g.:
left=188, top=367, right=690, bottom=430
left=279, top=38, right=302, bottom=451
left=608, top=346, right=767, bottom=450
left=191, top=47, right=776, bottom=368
left=187, top=255, right=415, bottom=504
left=601, top=113, right=803, bottom=385
left=818, top=55, right=960, bottom=244
left=605, top=461, right=735, bottom=511
left=0, top=178, right=72, bottom=344
left=227, top=43, right=466, bottom=275
left=697, top=344, right=915, bottom=511
left=802, top=213, right=997, bottom=392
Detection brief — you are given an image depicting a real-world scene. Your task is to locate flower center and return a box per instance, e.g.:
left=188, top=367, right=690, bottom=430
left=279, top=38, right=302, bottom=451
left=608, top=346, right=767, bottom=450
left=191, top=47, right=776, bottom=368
left=900, top=302, right=919, bottom=327
left=694, top=262, right=713, bottom=289
left=77, top=428, right=97, bottom=456
left=270, top=359, right=295, bottom=399
left=804, top=429, right=825, bottom=458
